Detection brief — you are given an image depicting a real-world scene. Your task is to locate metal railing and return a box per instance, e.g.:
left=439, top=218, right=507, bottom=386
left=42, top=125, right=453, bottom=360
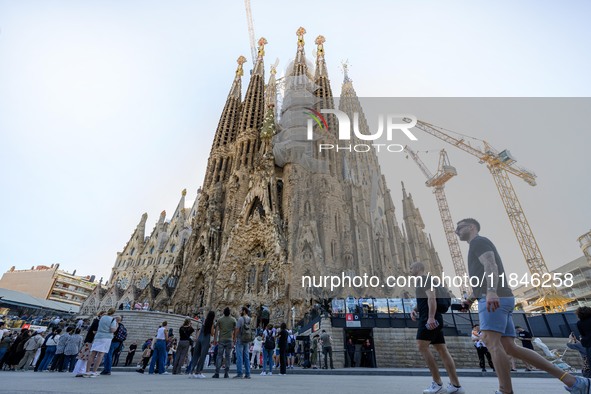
left=330, top=310, right=579, bottom=338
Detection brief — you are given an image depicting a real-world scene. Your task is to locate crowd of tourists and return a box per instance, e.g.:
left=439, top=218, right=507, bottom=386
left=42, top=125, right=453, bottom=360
left=0, top=304, right=322, bottom=379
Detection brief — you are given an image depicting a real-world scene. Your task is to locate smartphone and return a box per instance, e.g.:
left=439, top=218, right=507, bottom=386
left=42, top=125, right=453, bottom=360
left=426, top=321, right=439, bottom=329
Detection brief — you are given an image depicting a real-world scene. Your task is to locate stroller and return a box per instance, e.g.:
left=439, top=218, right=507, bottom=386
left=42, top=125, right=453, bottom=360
left=533, top=337, right=577, bottom=372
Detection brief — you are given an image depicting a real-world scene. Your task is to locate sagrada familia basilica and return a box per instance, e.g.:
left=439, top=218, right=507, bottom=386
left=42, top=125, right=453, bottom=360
left=81, top=28, right=443, bottom=323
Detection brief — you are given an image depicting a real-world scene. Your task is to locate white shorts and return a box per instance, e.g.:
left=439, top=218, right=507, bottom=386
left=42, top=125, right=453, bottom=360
left=90, top=338, right=112, bottom=353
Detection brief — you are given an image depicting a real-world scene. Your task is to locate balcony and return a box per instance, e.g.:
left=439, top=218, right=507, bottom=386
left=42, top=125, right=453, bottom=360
left=48, top=294, right=82, bottom=306
left=52, top=285, right=91, bottom=298
left=55, top=275, right=95, bottom=290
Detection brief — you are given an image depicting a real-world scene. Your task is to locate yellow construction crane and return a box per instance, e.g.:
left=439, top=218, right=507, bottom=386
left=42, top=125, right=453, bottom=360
left=405, top=118, right=571, bottom=312
left=405, top=147, right=470, bottom=297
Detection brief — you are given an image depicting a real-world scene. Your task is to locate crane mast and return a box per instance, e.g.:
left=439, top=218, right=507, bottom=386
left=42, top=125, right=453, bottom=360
left=405, top=147, right=470, bottom=296
left=244, top=0, right=257, bottom=66
left=407, top=119, right=569, bottom=311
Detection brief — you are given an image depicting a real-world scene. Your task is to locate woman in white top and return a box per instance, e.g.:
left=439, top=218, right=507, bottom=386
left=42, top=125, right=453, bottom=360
left=148, top=321, right=169, bottom=374
left=86, top=308, right=118, bottom=376
left=38, top=328, right=62, bottom=371
left=251, top=334, right=263, bottom=369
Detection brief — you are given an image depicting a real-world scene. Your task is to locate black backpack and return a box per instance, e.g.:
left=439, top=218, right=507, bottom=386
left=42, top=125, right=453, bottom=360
left=424, top=274, right=451, bottom=313
left=41, top=332, right=55, bottom=349
left=435, top=285, right=452, bottom=313
left=263, top=330, right=275, bottom=350
left=261, top=308, right=270, bottom=319
left=114, top=323, right=127, bottom=342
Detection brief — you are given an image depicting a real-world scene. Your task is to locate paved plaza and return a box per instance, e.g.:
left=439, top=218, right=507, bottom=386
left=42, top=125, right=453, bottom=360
left=0, top=369, right=573, bottom=394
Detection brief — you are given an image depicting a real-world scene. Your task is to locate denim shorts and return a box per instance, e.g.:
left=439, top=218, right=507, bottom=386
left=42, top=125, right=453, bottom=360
left=478, top=296, right=516, bottom=337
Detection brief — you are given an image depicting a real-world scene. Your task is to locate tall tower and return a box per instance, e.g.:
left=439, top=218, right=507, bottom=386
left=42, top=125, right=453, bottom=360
left=166, top=29, right=446, bottom=321
left=172, top=38, right=290, bottom=317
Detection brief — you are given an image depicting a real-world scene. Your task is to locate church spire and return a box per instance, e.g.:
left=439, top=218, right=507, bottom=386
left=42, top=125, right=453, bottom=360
left=158, top=210, right=166, bottom=224
left=292, top=27, right=308, bottom=76
left=212, top=56, right=246, bottom=148
left=339, top=60, right=358, bottom=100
left=135, top=213, right=148, bottom=241
left=171, top=188, right=187, bottom=222
left=338, top=62, right=380, bottom=172
left=252, top=37, right=267, bottom=76
left=313, top=35, right=334, bottom=116
left=260, top=62, right=278, bottom=147
left=205, top=56, right=247, bottom=187
left=265, top=60, right=278, bottom=110
left=338, top=62, right=380, bottom=156
left=237, top=38, right=266, bottom=138
left=314, top=35, right=329, bottom=80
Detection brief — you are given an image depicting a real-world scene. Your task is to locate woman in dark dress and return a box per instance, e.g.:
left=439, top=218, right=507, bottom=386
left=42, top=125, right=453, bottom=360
left=278, top=322, right=288, bottom=375
left=360, top=339, right=374, bottom=368
left=5, top=329, right=31, bottom=370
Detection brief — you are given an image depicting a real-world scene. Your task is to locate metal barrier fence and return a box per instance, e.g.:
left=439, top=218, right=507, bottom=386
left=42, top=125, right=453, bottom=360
left=330, top=310, right=580, bottom=338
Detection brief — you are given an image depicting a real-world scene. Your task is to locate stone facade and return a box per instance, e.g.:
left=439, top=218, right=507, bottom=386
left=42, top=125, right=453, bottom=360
left=170, top=29, right=443, bottom=323
left=81, top=28, right=444, bottom=322
left=80, top=190, right=199, bottom=315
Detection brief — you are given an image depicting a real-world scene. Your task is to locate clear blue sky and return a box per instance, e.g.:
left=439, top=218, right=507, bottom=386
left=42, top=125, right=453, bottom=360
left=0, top=1, right=590, bottom=283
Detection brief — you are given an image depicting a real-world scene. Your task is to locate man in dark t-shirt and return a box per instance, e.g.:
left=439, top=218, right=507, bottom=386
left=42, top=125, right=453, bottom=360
left=466, top=235, right=513, bottom=299
left=456, top=217, right=589, bottom=393
left=125, top=342, right=137, bottom=366
left=410, top=261, right=464, bottom=394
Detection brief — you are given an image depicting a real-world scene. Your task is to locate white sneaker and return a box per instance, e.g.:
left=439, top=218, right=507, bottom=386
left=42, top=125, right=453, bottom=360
left=423, top=381, right=445, bottom=394
left=260, top=372, right=267, bottom=376
left=161, top=372, right=170, bottom=375
left=446, top=383, right=465, bottom=394
left=197, top=373, right=206, bottom=379
left=268, top=372, right=272, bottom=376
